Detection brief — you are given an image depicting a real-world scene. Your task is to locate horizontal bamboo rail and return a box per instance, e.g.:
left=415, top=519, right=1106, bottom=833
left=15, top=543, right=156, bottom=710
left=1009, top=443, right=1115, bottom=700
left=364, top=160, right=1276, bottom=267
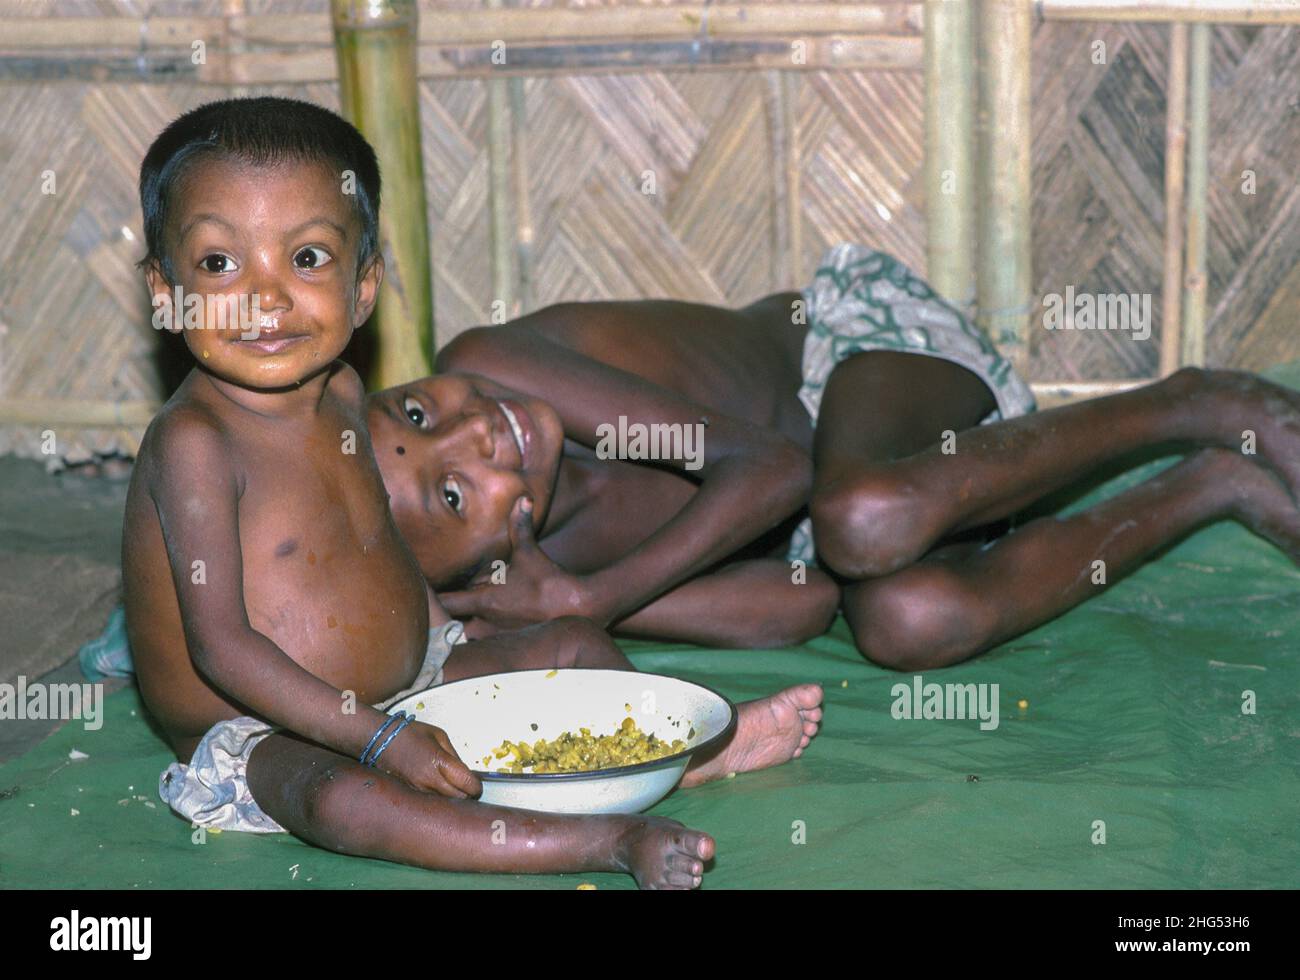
left=1, top=39, right=924, bottom=82
left=2, top=7, right=926, bottom=80
left=0, top=400, right=160, bottom=428
left=1029, top=379, right=1150, bottom=409
left=5, top=6, right=923, bottom=48
left=1039, top=0, right=1300, bottom=24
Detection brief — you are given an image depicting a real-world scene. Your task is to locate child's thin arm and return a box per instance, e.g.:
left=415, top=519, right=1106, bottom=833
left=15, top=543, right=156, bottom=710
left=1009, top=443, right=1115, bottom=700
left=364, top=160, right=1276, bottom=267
left=439, top=326, right=813, bottom=626
left=611, top=560, right=840, bottom=648
left=148, top=413, right=476, bottom=796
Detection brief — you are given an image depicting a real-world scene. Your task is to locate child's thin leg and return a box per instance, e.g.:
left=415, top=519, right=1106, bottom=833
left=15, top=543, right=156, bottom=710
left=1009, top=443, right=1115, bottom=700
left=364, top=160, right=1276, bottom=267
left=245, top=732, right=713, bottom=888
left=812, top=356, right=1300, bottom=577
left=841, top=448, right=1300, bottom=670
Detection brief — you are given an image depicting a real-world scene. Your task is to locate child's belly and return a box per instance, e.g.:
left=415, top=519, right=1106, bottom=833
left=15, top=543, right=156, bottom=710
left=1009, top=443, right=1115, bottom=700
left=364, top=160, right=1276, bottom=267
left=240, top=523, right=429, bottom=704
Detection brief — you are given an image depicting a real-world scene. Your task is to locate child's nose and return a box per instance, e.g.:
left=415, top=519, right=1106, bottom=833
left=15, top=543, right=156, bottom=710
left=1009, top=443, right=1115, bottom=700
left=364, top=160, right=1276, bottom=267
left=440, top=413, right=494, bottom=459
left=248, top=261, right=293, bottom=311
left=253, top=280, right=292, bottom=312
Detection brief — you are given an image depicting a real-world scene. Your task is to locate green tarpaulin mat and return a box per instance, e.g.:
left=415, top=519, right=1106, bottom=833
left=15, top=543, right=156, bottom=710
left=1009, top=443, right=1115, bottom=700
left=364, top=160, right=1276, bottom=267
left=3, top=366, right=1298, bottom=889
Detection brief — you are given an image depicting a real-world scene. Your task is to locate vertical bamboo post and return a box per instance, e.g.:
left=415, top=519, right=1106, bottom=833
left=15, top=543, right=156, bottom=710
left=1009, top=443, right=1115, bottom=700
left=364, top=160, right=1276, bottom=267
left=762, top=71, right=790, bottom=287
left=332, top=0, right=434, bottom=386
left=783, top=71, right=803, bottom=286
left=763, top=70, right=804, bottom=288
left=223, top=0, right=250, bottom=99
left=1159, top=22, right=1188, bottom=376
left=1181, top=21, right=1210, bottom=368
left=924, top=0, right=975, bottom=314
left=976, top=0, right=1033, bottom=369
left=509, top=73, right=534, bottom=314
left=485, top=0, right=515, bottom=320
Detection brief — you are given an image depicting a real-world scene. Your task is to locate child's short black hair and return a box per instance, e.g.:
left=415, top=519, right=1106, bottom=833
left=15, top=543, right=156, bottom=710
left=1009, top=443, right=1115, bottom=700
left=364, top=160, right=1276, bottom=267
left=139, top=96, right=381, bottom=282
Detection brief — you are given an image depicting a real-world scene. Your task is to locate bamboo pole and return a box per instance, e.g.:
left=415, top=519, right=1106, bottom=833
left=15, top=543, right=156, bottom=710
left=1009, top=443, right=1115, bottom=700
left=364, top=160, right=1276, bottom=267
left=222, top=0, right=250, bottom=99
left=509, top=74, right=535, bottom=314
left=762, top=71, right=791, bottom=288
left=0, top=400, right=160, bottom=428
left=1160, top=22, right=1189, bottom=376
left=485, top=0, right=516, bottom=321
left=5, top=7, right=927, bottom=49
left=976, top=0, right=1033, bottom=369
left=1181, top=22, right=1210, bottom=368
left=2, top=36, right=925, bottom=83
left=332, top=0, right=434, bottom=387
left=924, top=0, right=975, bottom=313
left=783, top=72, right=804, bottom=286
left=1030, top=378, right=1151, bottom=408
left=1040, top=0, right=1300, bottom=25
left=762, top=71, right=804, bottom=288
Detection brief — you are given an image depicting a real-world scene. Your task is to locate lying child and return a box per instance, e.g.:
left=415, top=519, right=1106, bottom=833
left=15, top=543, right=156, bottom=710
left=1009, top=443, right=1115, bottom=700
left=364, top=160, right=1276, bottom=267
left=123, top=96, right=820, bottom=889
left=368, top=259, right=1300, bottom=665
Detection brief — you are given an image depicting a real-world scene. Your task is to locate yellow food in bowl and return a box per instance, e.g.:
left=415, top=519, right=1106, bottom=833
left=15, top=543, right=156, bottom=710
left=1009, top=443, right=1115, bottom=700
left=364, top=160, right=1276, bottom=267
left=485, top=716, right=689, bottom=774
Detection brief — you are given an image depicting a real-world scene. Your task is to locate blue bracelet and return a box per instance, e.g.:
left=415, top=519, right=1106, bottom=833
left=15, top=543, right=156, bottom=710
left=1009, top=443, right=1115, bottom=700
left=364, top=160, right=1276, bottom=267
left=368, top=711, right=415, bottom=768
left=359, top=712, right=404, bottom=766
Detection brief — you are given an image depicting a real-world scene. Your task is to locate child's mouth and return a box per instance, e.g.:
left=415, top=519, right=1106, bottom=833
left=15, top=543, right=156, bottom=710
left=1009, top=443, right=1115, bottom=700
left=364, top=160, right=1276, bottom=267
left=496, top=399, right=530, bottom=466
left=237, top=333, right=310, bottom=354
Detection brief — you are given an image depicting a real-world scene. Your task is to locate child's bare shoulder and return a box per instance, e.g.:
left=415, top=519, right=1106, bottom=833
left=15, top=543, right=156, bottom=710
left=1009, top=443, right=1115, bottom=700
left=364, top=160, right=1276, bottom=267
left=137, top=390, right=236, bottom=491
left=324, top=359, right=366, bottom=410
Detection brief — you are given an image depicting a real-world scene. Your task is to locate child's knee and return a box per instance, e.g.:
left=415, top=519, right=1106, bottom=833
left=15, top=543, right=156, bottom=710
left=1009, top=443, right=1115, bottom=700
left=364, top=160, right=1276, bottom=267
left=843, top=566, right=995, bottom=671
left=810, top=472, right=935, bottom=578
left=291, top=759, right=390, bottom=853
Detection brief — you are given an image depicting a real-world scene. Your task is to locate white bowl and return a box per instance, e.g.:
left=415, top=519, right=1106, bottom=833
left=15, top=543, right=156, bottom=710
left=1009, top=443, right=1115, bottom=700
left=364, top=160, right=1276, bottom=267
left=387, top=668, right=736, bottom=814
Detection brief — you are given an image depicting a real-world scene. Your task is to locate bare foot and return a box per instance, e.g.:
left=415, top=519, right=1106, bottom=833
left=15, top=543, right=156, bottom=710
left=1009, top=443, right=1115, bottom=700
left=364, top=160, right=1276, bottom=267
left=679, top=683, right=823, bottom=788
left=617, top=817, right=715, bottom=890
left=1211, top=449, right=1300, bottom=564
left=1198, top=369, right=1300, bottom=506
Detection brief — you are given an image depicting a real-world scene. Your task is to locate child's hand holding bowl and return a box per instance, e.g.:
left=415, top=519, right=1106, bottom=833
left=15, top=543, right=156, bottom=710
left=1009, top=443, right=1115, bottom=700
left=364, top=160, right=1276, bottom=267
left=379, top=719, right=483, bottom=799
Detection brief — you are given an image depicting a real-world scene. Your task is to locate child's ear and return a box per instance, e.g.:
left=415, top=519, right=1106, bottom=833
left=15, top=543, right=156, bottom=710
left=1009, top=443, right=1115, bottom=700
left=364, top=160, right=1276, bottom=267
left=353, top=252, right=385, bottom=327
left=144, top=259, right=181, bottom=334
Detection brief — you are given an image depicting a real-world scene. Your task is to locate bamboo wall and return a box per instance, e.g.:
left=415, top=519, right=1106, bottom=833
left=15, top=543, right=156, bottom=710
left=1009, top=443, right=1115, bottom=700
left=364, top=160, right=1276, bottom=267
left=1, top=0, right=1297, bottom=462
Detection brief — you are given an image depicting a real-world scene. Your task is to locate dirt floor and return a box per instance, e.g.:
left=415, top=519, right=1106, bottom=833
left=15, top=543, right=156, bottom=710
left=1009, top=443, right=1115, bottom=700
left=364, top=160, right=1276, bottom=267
left=0, top=456, right=130, bottom=763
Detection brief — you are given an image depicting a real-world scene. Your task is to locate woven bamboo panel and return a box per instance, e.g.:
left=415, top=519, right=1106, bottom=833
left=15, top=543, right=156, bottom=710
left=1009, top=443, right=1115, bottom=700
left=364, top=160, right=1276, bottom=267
left=0, top=1, right=1296, bottom=464
left=1028, top=17, right=1300, bottom=380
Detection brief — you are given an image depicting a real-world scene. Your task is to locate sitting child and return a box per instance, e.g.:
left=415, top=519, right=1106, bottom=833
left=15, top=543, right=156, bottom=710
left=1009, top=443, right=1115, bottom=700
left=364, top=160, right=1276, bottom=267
left=123, top=96, right=820, bottom=889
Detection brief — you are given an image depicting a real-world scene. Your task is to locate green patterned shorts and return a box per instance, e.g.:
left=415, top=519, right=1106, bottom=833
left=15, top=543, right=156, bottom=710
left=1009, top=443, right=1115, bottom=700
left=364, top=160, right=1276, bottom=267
left=786, top=243, right=1036, bottom=566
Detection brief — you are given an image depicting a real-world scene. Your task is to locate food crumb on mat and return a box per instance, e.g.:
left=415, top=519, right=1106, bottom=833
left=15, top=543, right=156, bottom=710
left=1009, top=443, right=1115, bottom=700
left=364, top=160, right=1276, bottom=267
left=576, top=883, right=597, bottom=890
left=68, top=748, right=89, bottom=760
left=70, top=808, right=80, bottom=817
left=1018, top=699, right=1029, bottom=709
left=841, top=680, right=848, bottom=688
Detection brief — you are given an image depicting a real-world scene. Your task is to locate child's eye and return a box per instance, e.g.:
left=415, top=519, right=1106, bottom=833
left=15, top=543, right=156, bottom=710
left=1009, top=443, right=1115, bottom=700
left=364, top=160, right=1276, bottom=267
left=403, top=395, right=430, bottom=430
left=293, top=246, right=332, bottom=269
left=440, top=476, right=464, bottom=516
left=200, top=254, right=237, bottom=274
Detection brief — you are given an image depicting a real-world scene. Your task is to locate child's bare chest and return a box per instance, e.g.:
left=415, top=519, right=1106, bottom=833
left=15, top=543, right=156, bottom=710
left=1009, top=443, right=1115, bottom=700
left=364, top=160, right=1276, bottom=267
left=233, top=424, right=428, bottom=695
left=541, top=451, right=696, bottom=573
